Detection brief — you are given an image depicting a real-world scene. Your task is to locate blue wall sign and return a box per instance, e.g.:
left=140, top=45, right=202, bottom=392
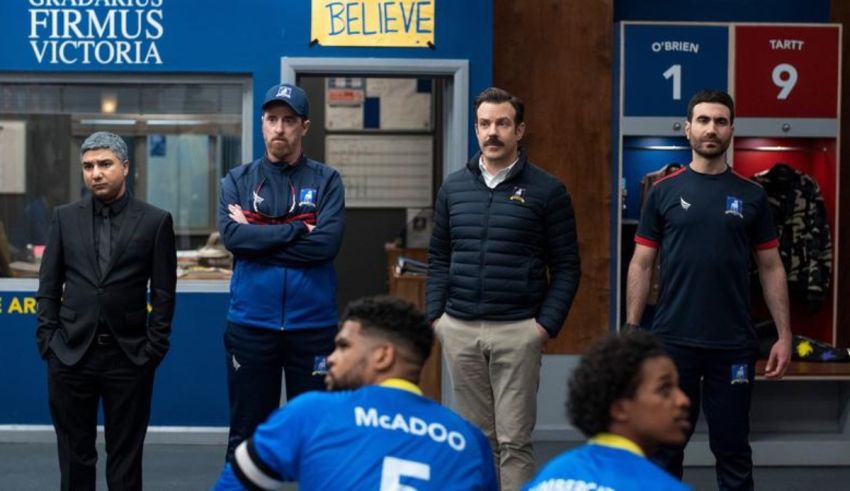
left=0, top=290, right=230, bottom=426
left=623, top=24, right=729, bottom=117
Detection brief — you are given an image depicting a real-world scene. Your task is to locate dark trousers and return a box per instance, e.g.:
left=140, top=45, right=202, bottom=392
left=654, top=342, right=757, bottom=491
left=47, top=339, right=155, bottom=491
left=224, top=322, right=336, bottom=462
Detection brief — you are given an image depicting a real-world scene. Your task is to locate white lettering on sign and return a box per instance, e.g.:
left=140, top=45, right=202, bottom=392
left=773, top=63, right=798, bottom=100
left=769, top=39, right=805, bottom=50
left=29, top=1, right=164, bottom=6
left=651, top=41, right=700, bottom=54
left=27, top=0, right=165, bottom=65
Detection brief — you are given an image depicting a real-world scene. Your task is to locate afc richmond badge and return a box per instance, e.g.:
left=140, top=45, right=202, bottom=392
left=509, top=186, right=526, bottom=204
left=299, top=188, right=317, bottom=208
left=730, top=363, right=749, bottom=384
left=725, top=196, right=743, bottom=218
left=312, top=356, right=328, bottom=375
left=276, top=85, right=292, bottom=99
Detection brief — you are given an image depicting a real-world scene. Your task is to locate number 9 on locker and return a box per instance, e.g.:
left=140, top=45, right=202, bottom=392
left=623, top=24, right=729, bottom=117
left=735, top=25, right=840, bottom=118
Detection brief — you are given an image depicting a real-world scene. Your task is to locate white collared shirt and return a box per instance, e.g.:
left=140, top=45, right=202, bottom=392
left=479, top=156, right=518, bottom=189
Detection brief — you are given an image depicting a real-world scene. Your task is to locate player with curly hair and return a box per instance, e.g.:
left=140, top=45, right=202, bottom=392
left=523, top=331, right=692, bottom=491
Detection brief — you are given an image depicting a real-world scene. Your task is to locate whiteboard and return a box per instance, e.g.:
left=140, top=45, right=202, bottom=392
left=325, top=134, right=433, bottom=208
left=0, top=121, right=26, bottom=194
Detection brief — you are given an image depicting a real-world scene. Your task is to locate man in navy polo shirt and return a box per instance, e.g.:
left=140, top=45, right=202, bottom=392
left=625, top=89, right=791, bottom=491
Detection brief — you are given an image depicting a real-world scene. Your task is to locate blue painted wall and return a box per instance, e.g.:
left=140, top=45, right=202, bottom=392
left=0, top=0, right=493, bottom=159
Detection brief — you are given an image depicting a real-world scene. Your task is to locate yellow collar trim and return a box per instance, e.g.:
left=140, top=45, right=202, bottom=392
left=589, top=433, right=645, bottom=457
left=379, top=378, right=423, bottom=396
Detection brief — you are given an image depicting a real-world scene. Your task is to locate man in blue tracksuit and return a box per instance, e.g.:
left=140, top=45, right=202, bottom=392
left=217, top=82, right=345, bottom=462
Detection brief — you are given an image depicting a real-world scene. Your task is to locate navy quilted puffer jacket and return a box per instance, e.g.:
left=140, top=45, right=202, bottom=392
left=426, top=151, right=580, bottom=337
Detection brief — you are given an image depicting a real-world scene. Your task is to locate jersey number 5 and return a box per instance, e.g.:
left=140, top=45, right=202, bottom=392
left=380, top=456, right=431, bottom=491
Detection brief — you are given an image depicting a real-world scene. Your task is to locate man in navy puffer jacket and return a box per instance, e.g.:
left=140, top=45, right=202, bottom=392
left=427, top=87, right=580, bottom=491
left=218, top=82, right=345, bottom=463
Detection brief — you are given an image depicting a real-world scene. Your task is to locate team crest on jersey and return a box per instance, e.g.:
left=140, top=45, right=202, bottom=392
left=509, top=186, right=526, bottom=204
left=725, top=196, right=743, bottom=218
left=730, top=363, right=749, bottom=384
left=312, top=356, right=328, bottom=375
left=299, top=188, right=317, bottom=208
left=680, top=197, right=691, bottom=211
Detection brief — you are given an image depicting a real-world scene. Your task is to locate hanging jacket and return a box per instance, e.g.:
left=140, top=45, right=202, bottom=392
left=752, top=164, right=832, bottom=309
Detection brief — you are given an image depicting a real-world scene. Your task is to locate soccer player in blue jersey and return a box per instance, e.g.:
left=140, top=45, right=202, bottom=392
left=214, top=295, right=498, bottom=490
left=626, top=89, right=791, bottom=490
left=523, top=330, right=692, bottom=491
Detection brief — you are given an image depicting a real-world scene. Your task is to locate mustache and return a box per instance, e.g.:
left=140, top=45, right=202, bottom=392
left=484, top=137, right=504, bottom=146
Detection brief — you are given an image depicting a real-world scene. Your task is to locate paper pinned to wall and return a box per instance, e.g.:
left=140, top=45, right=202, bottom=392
left=0, top=121, right=26, bottom=194
left=366, top=78, right=432, bottom=129
left=326, top=134, right=432, bottom=208
left=325, top=77, right=432, bottom=130
left=326, top=77, right=365, bottom=130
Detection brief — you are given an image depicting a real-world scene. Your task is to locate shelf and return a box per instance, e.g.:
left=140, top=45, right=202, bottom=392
left=755, top=360, right=850, bottom=381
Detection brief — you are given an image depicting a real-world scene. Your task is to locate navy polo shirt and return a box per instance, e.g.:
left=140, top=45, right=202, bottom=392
left=636, top=165, right=778, bottom=349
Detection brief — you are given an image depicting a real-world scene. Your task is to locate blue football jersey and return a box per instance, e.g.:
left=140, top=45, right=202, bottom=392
left=215, top=380, right=497, bottom=490
left=522, top=435, right=691, bottom=491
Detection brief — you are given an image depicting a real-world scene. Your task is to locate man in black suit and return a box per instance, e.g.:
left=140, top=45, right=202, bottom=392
left=36, top=131, right=177, bottom=490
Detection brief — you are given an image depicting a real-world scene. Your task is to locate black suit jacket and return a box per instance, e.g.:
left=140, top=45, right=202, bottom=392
left=36, top=196, right=177, bottom=366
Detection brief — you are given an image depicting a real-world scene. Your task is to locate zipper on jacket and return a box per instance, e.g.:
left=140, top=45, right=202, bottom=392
left=478, top=188, right=495, bottom=315
left=280, top=267, right=287, bottom=330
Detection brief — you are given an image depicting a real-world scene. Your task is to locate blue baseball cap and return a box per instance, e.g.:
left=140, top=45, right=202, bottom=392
left=261, top=83, right=309, bottom=118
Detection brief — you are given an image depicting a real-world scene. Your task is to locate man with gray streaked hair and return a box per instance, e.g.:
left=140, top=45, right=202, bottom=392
left=37, top=131, right=177, bottom=490
left=80, top=130, right=129, bottom=162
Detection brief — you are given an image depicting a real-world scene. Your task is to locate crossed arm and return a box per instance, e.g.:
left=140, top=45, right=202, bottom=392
left=218, top=172, right=345, bottom=266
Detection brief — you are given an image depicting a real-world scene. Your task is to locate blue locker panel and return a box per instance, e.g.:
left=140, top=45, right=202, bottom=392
left=623, top=24, right=729, bottom=117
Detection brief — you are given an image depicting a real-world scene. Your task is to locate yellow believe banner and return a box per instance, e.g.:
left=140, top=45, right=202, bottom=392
left=311, top=0, right=435, bottom=48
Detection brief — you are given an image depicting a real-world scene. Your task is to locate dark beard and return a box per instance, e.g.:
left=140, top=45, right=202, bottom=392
left=326, top=374, right=361, bottom=391
left=266, top=140, right=292, bottom=162
left=691, top=140, right=729, bottom=159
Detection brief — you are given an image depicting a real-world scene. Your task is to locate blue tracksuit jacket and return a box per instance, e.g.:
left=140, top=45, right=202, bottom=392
left=218, top=154, right=345, bottom=330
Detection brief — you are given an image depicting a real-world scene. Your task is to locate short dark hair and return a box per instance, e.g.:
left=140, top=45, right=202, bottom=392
left=567, top=330, right=667, bottom=437
left=687, top=89, right=735, bottom=123
left=474, top=87, right=525, bottom=125
left=342, top=295, right=434, bottom=366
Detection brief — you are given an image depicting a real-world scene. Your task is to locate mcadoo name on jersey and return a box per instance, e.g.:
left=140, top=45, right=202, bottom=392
left=354, top=406, right=467, bottom=451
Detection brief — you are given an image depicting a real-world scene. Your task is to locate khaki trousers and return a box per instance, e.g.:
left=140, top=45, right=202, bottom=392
left=435, top=314, right=544, bottom=491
